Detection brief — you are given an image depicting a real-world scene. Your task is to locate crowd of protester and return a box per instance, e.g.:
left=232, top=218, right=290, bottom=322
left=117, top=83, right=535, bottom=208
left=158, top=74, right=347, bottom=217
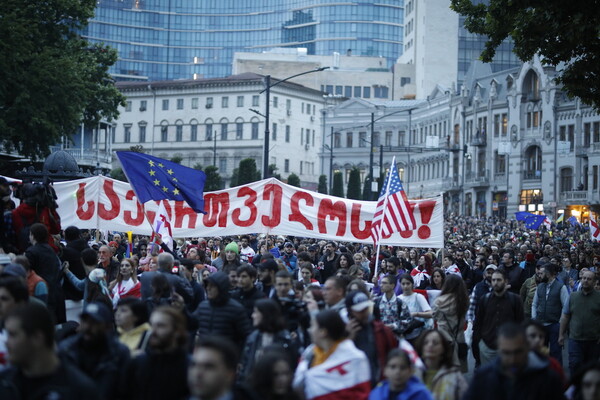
left=0, top=185, right=600, bottom=400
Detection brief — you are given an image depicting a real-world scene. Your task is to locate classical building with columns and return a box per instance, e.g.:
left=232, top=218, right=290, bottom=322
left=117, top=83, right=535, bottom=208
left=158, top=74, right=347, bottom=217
left=111, top=73, right=326, bottom=189
left=323, top=56, right=600, bottom=221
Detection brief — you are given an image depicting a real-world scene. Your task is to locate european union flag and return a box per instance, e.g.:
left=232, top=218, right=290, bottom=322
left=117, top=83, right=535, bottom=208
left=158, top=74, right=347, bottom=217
left=524, top=214, right=547, bottom=230
left=116, top=152, right=206, bottom=213
left=515, top=212, right=534, bottom=221
left=568, top=216, right=580, bottom=226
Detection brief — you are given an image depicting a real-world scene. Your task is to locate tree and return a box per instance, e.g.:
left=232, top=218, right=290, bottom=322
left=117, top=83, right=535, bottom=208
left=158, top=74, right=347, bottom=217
left=346, top=167, right=362, bottom=200
left=230, top=168, right=239, bottom=188
left=287, top=173, right=301, bottom=187
left=332, top=171, right=344, bottom=198
left=362, top=174, right=372, bottom=201
left=203, top=165, right=222, bottom=192
left=237, top=158, right=260, bottom=186
left=268, top=164, right=281, bottom=180
left=450, top=0, right=600, bottom=110
left=0, top=0, right=126, bottom=159
left=318, top=175, right=328, bottom=194
left=170, top=155, right=183, bottom=164
left=110, top=167, right=127, bottom=182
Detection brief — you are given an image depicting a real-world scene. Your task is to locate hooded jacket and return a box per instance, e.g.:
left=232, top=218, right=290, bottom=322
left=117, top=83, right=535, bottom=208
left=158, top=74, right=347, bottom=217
left=193, top=271, right=252, bottom=349
left=369, top=376, right=433, bottom=400
left=463, top=351, right=566, bottom=400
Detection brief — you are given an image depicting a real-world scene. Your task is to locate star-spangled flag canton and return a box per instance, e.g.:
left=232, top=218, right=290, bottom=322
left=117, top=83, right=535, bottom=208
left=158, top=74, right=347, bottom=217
left=116, top=151, right=207, bottom=213
left=370, top=163, right=417, bottom=245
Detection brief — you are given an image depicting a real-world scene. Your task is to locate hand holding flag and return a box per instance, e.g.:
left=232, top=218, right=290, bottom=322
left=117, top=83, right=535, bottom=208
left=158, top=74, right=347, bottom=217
left=116, top=151, right=207, bottom=213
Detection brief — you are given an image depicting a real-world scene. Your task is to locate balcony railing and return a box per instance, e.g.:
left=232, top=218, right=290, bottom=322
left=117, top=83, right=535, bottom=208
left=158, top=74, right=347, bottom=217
left=57, top=148, right=112, bottom=165
left=442, top=179, right=461, bottom=191
left=592, top=142, right=600, bottom=153
left=470, top=135, right=486, bottom=147
left=560, top=191, right=589, bottom=203
left=465, top=170, right=490, bottom=186
left=523, top=170, right=542, bottom=181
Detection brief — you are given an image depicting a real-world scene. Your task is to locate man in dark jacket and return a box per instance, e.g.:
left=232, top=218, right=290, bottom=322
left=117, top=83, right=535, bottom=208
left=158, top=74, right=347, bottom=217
left=58, top=302, right=130, bottom=400
left=61, top=226, right=88, bottom=301
left=0, top=303, right=100, bottom=400
left=345, top=290, right=398, bottom=387
left=25, top=223, right=65, bottom=323
left=231, top=264, right=264, bottom=319
left=464, top=322, right=565, bottom=400
left=140, top=253, right=194, bottom=304
left=122, top=306, right=190, bottom=400
left=193, top=271, right=252, bottom=350
left=97, top=244, right=120, bottom=283
left=499, top=251, right=526, bottom=294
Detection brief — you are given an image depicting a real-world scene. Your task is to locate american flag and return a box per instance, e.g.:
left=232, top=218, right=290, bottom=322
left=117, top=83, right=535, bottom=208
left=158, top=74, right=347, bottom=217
left=370, top=159, right=417, bottom=245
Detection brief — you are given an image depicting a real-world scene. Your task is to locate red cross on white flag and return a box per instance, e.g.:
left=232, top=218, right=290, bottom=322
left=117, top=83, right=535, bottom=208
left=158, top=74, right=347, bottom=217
left=590, top=215, right=600, bottom=242
left=150, top=201, right=174, bottom=250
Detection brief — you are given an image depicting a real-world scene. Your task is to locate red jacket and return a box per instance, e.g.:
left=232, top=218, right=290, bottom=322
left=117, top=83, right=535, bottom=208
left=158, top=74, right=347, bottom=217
left=12, top=203, right=61, bottom=253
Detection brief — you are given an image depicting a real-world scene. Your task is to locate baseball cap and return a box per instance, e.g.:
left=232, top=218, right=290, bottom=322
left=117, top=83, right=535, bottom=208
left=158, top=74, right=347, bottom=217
left=345, top=291, right=372, bottom=312
left=284, top=242, right=294, bottom=248
left=308, top=245, right=318, bottom=252
left=2, top=263, right=27, bottom=279
left=485, top=264, right=498, bottom=271
left=81, top=302, right=112, bottom=324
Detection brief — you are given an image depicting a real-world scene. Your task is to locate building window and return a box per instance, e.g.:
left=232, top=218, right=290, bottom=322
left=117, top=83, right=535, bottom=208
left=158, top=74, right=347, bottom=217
left=594, top=165, right=598, bottom=190
left=568, top=125, right=575, bottom=151
left=176, top=125, right=183, bottom=142
left=373, top=132, right=380, bottom=147
left=335, top=86, right=343, bottom=95
left=272, top=123, right=277, bottom=141
left=560, top=168, right=573, bottom=192
left=191, top=124, right=197, bottom=141
left=221, top=123, right=228, bottom=140
left=494, top=114, right=500, bottom=137
left=221, top=97, right=228, bottom=108
left=177, top=99, right=184, bottom=110
left=140, top=100, right=147, bottom=111
left=594, top=122, right=600, bottom=142
left=374, top=86, right=389, bottom=98
left=286, top=99, right=291, bottom=110
left=252, top=122, right=259, bottom=139
left=219, top=158, right=227, bottom=173
left=385, top=131, right=392, bottom=146
left=501, top=113, right=508, bottom=136
left=236, top=123, right=243, bottom=140
left=363, top=87, right=371, bottom=98
left=237, top=96, right=244, bottom=107
left=585, top=123, right=591, bottom=147
left=162, top=99, right=169, bottom=110
left=334, top=132, right=341, bottom=148
left=252, top=95, right=259, bottom=107
left=139, top=125, right=146, bottom=143
left=301, top=103, right=305, bottom=113
left=300, top=161, right=303, bottom=175
left=124, top=125, right=131, bottom=143
left=284, top=159, right=290, bottom=173
left=359, top=132, right=366, bottom=147
left=125, top=101, right=132, bottom=112
left=191, top=98, right=198, bottom=109
left=161, top=126, right=168, bottom=142
left=344, top=86, right=352, bottom=97
left=205, top=124, right=213, bottom=141
left=325, top=85, right=333, bottom=94
left=273, top=97, right=278, bottom=108
left=206, top=97, right=213, bottom=108
left=285, top=125, right=290, bottom=143
left=346, top=132, right=353, bottom=148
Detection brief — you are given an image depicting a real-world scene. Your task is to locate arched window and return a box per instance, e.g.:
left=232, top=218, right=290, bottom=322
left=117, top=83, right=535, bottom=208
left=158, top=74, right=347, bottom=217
left=160, top=120, right=169, bottom=142
left=522, top=70, right=540, bottom=101
left=175, top=119, right=183, bottom=142
left=204, top=118, right=214, bottom=141
left=524, top=146, right=542, bottom=179
left=190, top=119, right=198, bottom=141
left=235, top=117, right=244, bottom=140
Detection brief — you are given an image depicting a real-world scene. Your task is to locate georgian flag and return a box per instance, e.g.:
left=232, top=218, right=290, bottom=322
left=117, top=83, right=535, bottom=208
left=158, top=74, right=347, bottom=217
left=293, top=339, right=371, bottom=400
left=590, top=215, right=600, bottom=242
left=150, top=201, right=173, bottom=250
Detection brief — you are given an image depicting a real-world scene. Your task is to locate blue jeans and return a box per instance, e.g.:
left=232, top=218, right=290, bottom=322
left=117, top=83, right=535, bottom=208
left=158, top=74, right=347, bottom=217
left=569, top=339, right=600, bottom=377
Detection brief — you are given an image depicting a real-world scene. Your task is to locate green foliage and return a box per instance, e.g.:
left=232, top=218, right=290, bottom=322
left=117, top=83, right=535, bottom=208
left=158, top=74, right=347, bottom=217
left=450, top=0, right=600, bottom=110
left=268, top=164, right=281, bottom=180
left=230, top=168, right=239, bottom=188
left=332, top=171, right=344, bottom=198
left=0, top=0, right=126, bottom=159
left=170, top=155, right=183, bottom=164
left=318, top=175, right=328, bottom=194
left=362, top=174, right=372, bottom=201
left=193, top=163, right=203, bottom=170
left=237, top=158, right=260, bottom=185
left=287, top=173, right=301, bottom=187
left=129, top=145, right=144, bottom=153
left=110, top=167, right=127, bottom=182
left=346, top=167, right=362, bottom=200
left=203, top=165, right=222, bottom=192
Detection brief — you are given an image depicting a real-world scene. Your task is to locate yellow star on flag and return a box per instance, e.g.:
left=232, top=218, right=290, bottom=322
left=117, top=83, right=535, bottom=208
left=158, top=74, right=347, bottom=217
left=173, top=188, right=180, bottom=195
left=148, top=160, right=155, bottom=167
left=148, top=170, right=156, bottom=176
left=162, top=186, right=169, bottom=192
left=172, top=177, right=178, bottom=182
left=167, top=169, right=174, bottom=175
left=153, top=179, right=160, bottom=186
left=158, top=163, right=164, bottom=168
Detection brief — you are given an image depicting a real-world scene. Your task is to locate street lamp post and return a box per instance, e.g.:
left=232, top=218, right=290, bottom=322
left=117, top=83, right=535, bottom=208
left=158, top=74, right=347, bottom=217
left=329, top=126, right=334, bottom=193
left=369, top=112, right=375, bottom=201
left=259, top=67, right=329, bottom=179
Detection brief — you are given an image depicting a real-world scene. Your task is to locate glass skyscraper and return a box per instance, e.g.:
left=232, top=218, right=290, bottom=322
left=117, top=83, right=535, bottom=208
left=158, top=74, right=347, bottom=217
left=84, top=0, right=404, bottom=81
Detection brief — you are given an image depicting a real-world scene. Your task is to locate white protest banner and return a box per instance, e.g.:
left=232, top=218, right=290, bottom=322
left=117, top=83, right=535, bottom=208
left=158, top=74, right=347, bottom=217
left=52, top=176, right=443, bottom=248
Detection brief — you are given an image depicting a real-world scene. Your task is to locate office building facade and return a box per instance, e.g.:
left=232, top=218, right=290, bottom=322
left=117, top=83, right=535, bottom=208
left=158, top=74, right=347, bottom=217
left=85, top=0, right=404, bottom=81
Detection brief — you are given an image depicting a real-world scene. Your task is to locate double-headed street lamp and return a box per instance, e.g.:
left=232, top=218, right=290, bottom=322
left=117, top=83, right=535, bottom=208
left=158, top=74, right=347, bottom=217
left=253, top=67, right=329, bottom=179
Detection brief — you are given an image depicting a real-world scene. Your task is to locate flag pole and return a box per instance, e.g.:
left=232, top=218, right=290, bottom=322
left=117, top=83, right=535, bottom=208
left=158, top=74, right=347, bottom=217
left=373, top=156, right=396, bottom=278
